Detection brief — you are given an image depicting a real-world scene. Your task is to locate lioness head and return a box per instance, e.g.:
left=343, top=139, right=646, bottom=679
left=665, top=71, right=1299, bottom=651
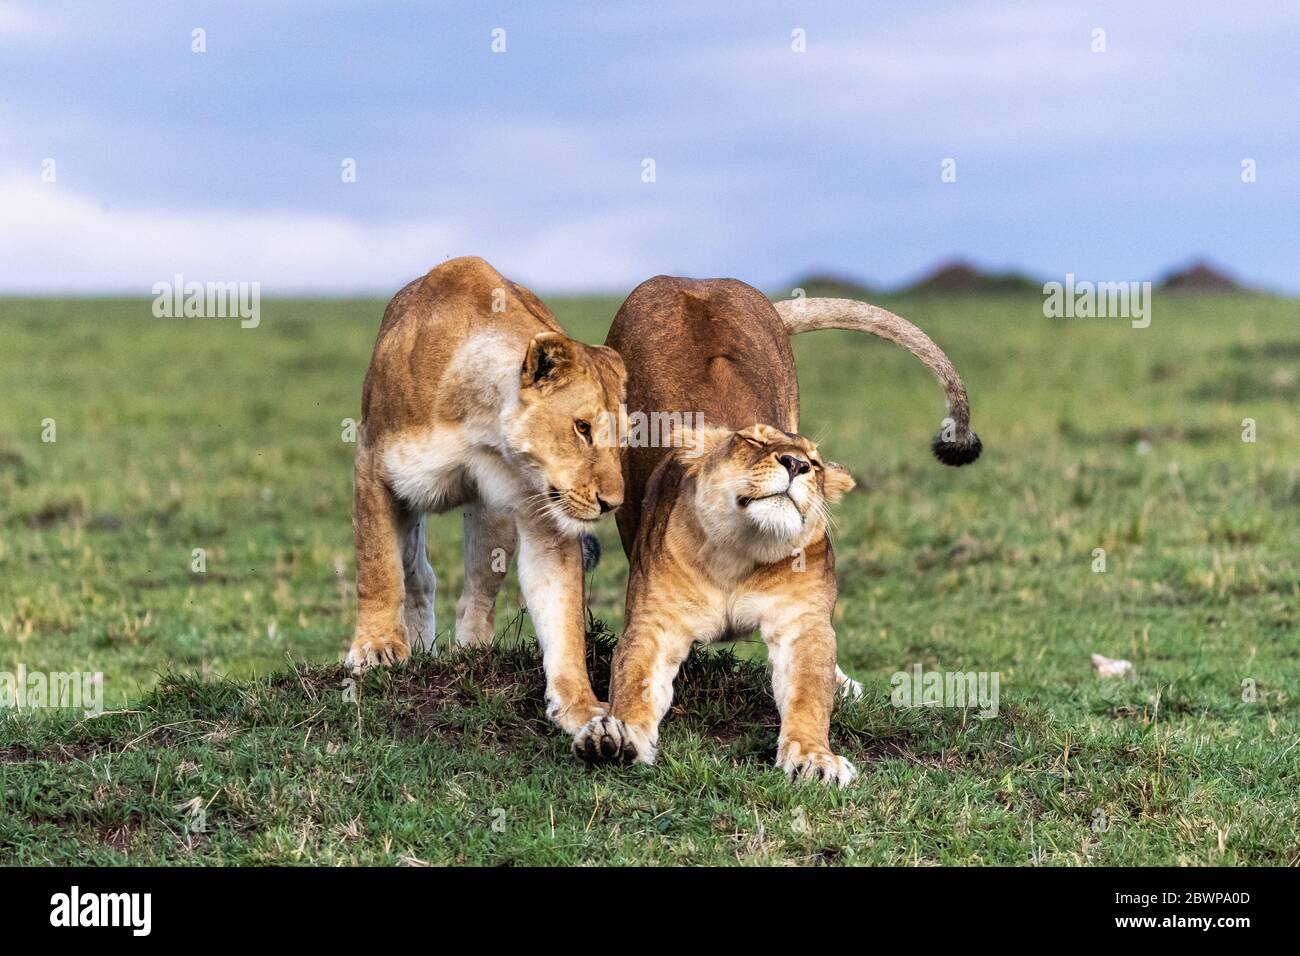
left=506, top=331, right=627, bottom=535
left=683, top=423, right=854, bottom=562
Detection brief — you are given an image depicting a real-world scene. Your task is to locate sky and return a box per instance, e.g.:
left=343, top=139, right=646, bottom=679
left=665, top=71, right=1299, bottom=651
left=1, top=0, right=1297, bottom=295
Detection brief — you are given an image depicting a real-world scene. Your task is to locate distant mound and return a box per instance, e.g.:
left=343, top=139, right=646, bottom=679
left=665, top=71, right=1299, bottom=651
left=786, top=271, right=875, bottom=299
left=1159, top=260, right=1245, bottom=293
left=903, top=259, right=1040, bottom=295
left=783, top=258, right=1255, bottom=299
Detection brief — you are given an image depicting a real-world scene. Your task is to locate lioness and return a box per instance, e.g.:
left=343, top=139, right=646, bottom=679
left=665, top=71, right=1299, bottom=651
left=573, top=277, right=980, bottom=784
left=345, top=256, right=627, bottom=733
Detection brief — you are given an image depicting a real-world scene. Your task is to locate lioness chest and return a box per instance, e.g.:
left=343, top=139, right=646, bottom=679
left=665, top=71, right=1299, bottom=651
left=663, top=575, right=805, bottom=645
left=383, top=427, right=526, bottom=514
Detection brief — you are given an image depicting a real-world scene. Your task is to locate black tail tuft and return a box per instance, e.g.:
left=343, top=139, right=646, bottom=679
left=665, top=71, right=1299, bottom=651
left=931, top=430, right=983, bottom=467
left=580, top=533, right=602, bottom=573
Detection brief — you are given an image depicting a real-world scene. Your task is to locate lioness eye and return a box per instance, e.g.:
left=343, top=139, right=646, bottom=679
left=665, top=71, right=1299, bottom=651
left=575, top=419, right=592, bottom=443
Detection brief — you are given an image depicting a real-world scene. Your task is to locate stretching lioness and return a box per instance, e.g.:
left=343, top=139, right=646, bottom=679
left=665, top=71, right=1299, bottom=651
left=573, top=277, right=980, bottom=784
left=345, top=256, right=626, bottom=733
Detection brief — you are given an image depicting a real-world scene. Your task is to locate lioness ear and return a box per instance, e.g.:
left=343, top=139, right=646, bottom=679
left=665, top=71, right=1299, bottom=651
left=521, top=332, right=571, bottom=388
left=822, top=462, right=856, bottom=503
left=679, top=426, right=733, bottom=476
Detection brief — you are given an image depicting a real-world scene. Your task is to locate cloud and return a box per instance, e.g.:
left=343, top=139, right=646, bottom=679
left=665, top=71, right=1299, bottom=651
left=1, top=1, right=1297, bottom=294
left=0, top=1, right=59, bottom=43
left=0, top=170, right=674, bottom=293
left=659, top=1, right=1291, bottom=149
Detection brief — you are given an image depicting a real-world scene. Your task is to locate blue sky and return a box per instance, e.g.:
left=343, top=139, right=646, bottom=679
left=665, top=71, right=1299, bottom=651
left=2, top=0, right=1297, bottom=293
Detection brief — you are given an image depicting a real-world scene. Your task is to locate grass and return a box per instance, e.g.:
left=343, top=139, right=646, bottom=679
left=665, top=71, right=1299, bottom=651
left=1, top=290, right=1298, bottom=865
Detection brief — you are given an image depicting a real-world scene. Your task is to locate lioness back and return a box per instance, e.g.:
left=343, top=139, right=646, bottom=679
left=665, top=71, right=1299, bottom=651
left=361, top=256, right=565, bottom=441
left=605, top=275, right=800, bottom=551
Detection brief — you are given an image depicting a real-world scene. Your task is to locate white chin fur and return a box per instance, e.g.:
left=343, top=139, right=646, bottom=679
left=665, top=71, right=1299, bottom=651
left=549, top=509, right=599, bottom=538
left=743, top=496, right=805, bottom=541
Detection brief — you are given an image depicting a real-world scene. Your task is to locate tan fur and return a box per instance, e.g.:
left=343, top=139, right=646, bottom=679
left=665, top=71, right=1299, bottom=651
left=575, top=275, right=978, bottom=786
left=574, top=423, right=858, bottom=785
left=774, top=297, right=976, bottom=447
left=346, top=257, right=626, bottom=734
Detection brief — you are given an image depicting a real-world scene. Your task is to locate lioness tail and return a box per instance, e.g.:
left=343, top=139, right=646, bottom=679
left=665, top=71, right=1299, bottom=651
left=773, top=297, right=982, bottom=466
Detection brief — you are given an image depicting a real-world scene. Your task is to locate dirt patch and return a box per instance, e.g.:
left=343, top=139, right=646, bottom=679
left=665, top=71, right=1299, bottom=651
left=906, top=746, right=979, bottom=772
left=127, top=571, right=239, bottom=590
left=1228, top=340, right=1300, bottom=361
left=391, top=664, right=544, bottom=745
left=2, top=622, right=941, bottom=774
left=85, top=513, right=125, bottom=532
left=857, top=734, right=916, bottom=764
left=1103, top=425, right=1220, bottom=446
left=98, top=820, right=142, bottom=855
left=343, top=628, right=798, bottom=753
left=0, top=740, right=102, bottom=764
left=1058, top=421, right=1221, bottom=447
left=914, top=533, right=1000, bottom=571
left=24, top=499, right=84, bottom=529
left=1189, top=370, right=1300, bottom=403
left=704, top=713, right=780, bottom=748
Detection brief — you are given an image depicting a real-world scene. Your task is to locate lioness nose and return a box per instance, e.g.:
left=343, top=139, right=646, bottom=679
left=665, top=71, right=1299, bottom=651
left=778, top=454, right=810, bottom=478
left=597, top=495, right=619, bottom=514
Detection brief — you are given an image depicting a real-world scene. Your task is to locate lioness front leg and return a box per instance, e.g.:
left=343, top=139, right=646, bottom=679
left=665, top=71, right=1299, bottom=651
left=347, top=448, right=414, bottom=672
left=515, top=513, right=604, bottom=733
left=574, top=623, right=691, bottom=766
left=767, top=620, right=857, bottom=787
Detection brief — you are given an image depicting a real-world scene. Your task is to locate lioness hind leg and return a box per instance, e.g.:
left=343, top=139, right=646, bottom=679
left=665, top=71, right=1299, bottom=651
left=401, top=513, right=437, bottom=654
left=835, top=665, right=864, bottom=702
left=346, top=449, right=413, bottom=672
left=767, top=622, right=858, bottom=788
left=455, top=503, right=516, bottom=647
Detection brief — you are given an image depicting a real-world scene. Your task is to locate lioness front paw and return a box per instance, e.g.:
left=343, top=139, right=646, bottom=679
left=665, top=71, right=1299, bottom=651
left=777, top=741, right=858, bottom=788
left=572, top=716, right=656, bottom=765
left=546, top=696, right=608, bottom=735
left=345, top=630, right=410, bottom=673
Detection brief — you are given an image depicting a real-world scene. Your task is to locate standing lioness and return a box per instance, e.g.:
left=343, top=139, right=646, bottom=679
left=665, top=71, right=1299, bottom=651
left=345, top=257, right=626, bottom=733
left=574, top=276, right=979, bottom=784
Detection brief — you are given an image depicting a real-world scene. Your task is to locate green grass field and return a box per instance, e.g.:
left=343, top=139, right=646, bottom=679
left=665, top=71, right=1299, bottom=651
left=1, top=291, right=1297, bottom=865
